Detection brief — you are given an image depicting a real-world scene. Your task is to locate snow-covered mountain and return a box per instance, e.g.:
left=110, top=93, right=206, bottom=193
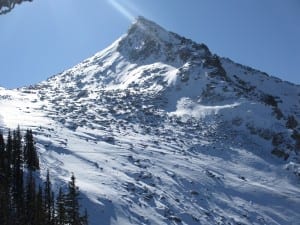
left=1, top=17, right=300, bottom=225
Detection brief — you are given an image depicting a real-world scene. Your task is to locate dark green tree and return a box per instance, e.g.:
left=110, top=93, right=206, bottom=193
left=6, top=129, right=12, bottom=176
left=65, top=174, right=82, bottom=225
left=0, top=139, right=10, bottom=225
left=35, top=185, right=46, bottom=225
left=0, top=182, right=10, bottom=225
left=0, top=132, right=5, bottom=171
left=56, top=187, right=67, bottom=225
left=0, top=127, right=89, bottom=225
left=24, top=129, right=39, bottom=170
left=12, top=127, right=24, bottom=224
left=12, top=126, right=22, bottom=166
left=0, top=132, right=11, bottom=225
left=25, top=171, right=36, bottom=225
left=44, top=170, right=54, bottom=225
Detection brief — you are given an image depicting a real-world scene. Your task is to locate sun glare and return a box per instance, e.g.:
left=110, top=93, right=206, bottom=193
left=107, top=0, right=135, bottom=21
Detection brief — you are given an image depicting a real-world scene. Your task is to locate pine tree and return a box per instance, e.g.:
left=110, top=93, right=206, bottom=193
left=2, top=130, right=14, bottom=224
left=44, top=170, right=54, bottom=225
left=35, top=185, right=45, bottom=225
left=0, top=135, right=9, bottom=225
left=12, top=127, right=24, bottom=224
left=51, top=191, right=55, bottom=225
left=25, top=171, right=36, bottom=225
left=0, top=132, right=5, bottom=171
left=24, top=129, right=39, bottom=170
left=12, top=126, right=22, bottom=166
left=56, top=187, right=67, bottom=225
left=6, top=129, right=12, bottom=177
left=0, top=132, right=11, bottom=225
left=65, top=173, right=81, bottom=225
left=0, top=127, right=89, bottom=225
left=0, top=183, right=10, bottom=225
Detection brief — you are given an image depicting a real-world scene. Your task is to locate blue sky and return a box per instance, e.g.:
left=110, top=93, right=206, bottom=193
left=0, top=0, right=299, bottom=88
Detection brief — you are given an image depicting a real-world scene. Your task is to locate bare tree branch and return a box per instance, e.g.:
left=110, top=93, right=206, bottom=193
left=0, top=0, right=33, bottom=15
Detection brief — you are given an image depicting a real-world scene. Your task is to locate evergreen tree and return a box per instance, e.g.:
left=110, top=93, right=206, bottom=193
left=51, top=191, right=56, bottom=225
left=35, top=185, right=46, bottom=225
left=44, top=170, right=54, bottom=225
left=0, top=132, right=5, bottom=171
left=0, top=143, right=9, bottom=225
left=12, top=127, right=24, bottom=224
left=65, top=174, right=81, bottom=225
left=0, top=132, right=10, bottom=225
left=6, top=129, right=12, bottom=177
left=24, top=129, right=39, bottom=170
left=12, top=126, right=22, bottom=167
left=0, top=183, right=10, bottom=225
left=0, top=127, right=89, bottom=225
left=25, top=171, right=36, bottom=225
left=56, top=187, right=67, bottom=225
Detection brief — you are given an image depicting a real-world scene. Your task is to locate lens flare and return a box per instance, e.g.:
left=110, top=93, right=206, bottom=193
left=107, top=0, right=135, bottom=21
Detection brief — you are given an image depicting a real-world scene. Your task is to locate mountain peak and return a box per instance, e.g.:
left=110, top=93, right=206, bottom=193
left=130, top=16, right=170, bottom=37
left=126, top=16, right=171, bottom=43
left=133, top=16, right=162, bottom=29
left=117, top=16, right=211, bottom=64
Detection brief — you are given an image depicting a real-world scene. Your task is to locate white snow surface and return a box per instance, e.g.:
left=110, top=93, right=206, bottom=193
left=0, top=17, right=300, bottom=225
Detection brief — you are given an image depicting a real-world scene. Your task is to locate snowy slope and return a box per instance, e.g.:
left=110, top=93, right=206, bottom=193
left=1, top=17, right=300, bottom=225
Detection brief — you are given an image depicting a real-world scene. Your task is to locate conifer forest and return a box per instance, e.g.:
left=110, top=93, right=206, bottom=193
left=0, top=127, right=88, bottom=225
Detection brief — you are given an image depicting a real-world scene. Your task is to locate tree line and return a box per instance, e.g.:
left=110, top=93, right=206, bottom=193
left=0, top=127, right=88, bottom=225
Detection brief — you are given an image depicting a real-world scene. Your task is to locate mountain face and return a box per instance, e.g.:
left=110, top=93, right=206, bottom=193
left=1, top=17, right=300, bottom=225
